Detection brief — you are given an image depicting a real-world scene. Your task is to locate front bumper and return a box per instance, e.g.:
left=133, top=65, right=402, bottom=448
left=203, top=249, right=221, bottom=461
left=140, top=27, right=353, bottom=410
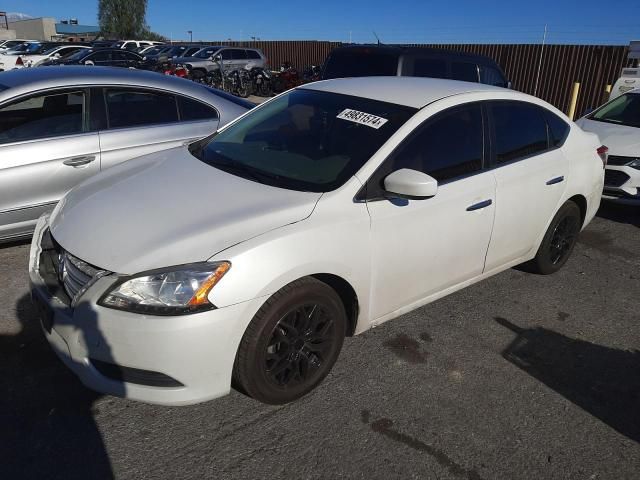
left=29, top=215, right=266, bottom=406
left=603, top=165, right=640, bottom=205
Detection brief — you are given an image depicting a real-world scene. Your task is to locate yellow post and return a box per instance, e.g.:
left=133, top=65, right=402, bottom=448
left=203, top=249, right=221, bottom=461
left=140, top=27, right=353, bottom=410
left=605, top=84, right=612, bottom=93
left=567, top=82, right=580, bottom=120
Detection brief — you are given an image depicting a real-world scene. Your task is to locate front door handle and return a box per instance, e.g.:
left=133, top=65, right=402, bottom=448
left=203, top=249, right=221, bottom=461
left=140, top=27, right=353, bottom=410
left=63, top=155, right=95, bottom=167
left=546, top=176, right=565, bottom=185
left=466, top=199, right=493, bottom=211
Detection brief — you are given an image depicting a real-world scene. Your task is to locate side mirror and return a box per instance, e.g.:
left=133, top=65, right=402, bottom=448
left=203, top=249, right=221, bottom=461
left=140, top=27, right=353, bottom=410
left=383, top=169, right=438, bottom=200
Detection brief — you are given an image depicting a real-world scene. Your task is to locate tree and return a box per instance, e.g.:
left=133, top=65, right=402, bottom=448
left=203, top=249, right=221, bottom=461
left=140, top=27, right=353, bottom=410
left=98, top=0, right=148, bottom=39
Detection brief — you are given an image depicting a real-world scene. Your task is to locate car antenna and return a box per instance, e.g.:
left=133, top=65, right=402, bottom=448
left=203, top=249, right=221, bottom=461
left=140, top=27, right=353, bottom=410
left=372, top=31, right=383, bottom=45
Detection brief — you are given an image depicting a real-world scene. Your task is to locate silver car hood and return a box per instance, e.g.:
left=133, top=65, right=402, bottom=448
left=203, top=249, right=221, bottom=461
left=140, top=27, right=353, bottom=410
left=50, top=147, right=322, bottom=274
left=577, top=118, right=640, bottom=156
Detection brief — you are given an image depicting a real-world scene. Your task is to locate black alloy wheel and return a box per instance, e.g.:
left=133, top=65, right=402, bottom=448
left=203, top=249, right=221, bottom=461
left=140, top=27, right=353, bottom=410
left=233, top=277, right=347, bottom=404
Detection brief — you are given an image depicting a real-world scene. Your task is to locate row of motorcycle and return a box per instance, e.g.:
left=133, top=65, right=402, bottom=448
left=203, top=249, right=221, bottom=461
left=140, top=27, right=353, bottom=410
left=156, top=61, right=322, bottom=98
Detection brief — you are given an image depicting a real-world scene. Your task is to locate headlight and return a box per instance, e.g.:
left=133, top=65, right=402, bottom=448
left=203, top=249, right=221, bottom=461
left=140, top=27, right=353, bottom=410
left=628, top=158, right=640, bottom=170
left=98, top=262, right=230, bottom=315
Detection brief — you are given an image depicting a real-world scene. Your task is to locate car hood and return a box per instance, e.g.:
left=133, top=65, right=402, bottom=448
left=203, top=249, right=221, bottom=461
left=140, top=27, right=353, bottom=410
left=577, top=118, right=640, bottom=156
left=49, top=147, right=322, bottom=275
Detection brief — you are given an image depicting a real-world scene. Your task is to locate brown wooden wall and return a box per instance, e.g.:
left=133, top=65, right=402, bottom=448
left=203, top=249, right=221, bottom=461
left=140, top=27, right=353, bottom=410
left=204, top=40, right=629, bottom=117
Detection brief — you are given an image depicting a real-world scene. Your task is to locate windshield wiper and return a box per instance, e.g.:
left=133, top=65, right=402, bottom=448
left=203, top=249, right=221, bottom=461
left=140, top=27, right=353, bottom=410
left=210, top=158, right=282, bottom=185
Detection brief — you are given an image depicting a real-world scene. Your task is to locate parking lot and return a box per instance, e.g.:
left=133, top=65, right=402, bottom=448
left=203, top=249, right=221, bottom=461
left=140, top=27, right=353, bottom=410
left=0, top=202, right=636, bottom=480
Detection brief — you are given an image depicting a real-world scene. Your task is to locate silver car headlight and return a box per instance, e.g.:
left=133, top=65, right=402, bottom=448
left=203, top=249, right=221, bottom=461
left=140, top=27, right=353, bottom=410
left=98, top=262, right=230, bottom=315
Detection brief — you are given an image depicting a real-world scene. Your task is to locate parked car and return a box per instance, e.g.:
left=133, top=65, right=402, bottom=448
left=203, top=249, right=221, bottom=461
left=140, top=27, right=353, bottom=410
left=19, top=44, right=90, bottom=68
left=0, top=66, right=253, bottom=241
left=39, top=48, right=144, bottom=68
left=112, top=40, right=164, bottom=51
left=29, top=77, right=604, bottom=406
left=609, top=67, right=639, bottom=101
left=322, top=45, right=510, bottom=87
left=141, top=44, right=204, bottom=70
left=176, top=46, right=267, bottom=78
left=0, top=39, right=36, bottom=53
left=576, top=89, right=640, bottom=204
left=0, top=42, right=58, bottom=70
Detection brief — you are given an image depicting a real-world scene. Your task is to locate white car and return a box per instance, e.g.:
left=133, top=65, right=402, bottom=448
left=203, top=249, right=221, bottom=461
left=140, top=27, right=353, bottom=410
left=112, top=40, right=164, bottom=51
left=24, top=45, right=91, bottom=68
left=29, top=77, right=605, bottom=406
left=577, top=89, right=640, bottom=204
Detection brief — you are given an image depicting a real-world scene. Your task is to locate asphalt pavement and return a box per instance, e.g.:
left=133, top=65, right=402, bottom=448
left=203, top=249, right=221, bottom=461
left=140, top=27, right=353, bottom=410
left=0, top=202, right=638, bottom=480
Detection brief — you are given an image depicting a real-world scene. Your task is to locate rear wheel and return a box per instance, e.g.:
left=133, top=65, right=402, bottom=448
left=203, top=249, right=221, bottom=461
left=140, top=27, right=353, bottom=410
left=233, top=277, right=346, bottom=404
left=525, top=200, right=581, bottom=274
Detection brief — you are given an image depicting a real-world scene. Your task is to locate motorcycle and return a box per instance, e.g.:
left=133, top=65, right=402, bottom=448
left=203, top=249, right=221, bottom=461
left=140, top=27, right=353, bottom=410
left=224, top=69, right=252, bottom=98
left=249, top=67, right=273, bottom=97
left=273, top=61, right=301, bottom=93
left=302, top=64, right=322, bottom=83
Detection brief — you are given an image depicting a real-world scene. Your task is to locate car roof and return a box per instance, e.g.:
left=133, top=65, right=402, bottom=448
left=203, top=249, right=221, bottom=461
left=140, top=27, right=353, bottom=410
left=300, top=76, right=517, bottom=108
left=0, top=66, right=219, bottom=100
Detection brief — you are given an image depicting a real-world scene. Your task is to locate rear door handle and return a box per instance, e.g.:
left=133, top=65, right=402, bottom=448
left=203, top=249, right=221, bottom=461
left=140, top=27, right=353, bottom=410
left=63, top=155, right=95, bottom=167
left=546, top=176, right=565, bottom=185
left=466, top=199, right=493, bottom=211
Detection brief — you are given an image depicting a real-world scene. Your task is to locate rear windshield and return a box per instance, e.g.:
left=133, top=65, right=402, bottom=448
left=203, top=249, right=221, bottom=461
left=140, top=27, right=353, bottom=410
left=0, top=84, right=8, bottom=92
left=589, top=92, right=640, bottom=128
left=205, top=87, right=255, bottom=109
left=190, top=89, right=416, bottom=192
left=323, top=50, right=399, bottom=79
left=194, top=47, right=220, bottom=59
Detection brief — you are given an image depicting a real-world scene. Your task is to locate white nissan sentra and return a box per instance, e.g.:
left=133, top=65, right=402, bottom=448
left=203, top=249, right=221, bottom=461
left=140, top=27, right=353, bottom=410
left=29, top=77, right=605, bottom=406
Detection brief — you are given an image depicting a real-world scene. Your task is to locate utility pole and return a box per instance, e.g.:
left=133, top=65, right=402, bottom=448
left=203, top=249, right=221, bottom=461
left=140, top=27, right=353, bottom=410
left=349, top=31, right=352, bottom=44
left=187, top=30, right=193, bottom=42
left=534, top=24, right=547, bottom=97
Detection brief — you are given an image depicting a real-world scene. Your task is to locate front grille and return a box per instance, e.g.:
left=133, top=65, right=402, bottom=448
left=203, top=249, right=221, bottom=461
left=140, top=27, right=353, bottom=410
left=38, top=229, right=109, bottom=306
left=607, top=155, right=637, bottom=166
left=604, top=169, right=631, bottom=187
left=60, top=252, right=100, bottom=302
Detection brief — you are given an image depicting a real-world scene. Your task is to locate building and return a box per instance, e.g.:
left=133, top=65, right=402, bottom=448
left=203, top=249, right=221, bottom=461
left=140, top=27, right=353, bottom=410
left=7, top=17, right=100, bottom=42
left=0, top=11, right=17, bottom=41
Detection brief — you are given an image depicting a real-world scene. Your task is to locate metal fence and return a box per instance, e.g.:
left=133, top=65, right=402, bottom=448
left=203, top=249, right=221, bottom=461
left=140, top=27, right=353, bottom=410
left=204, top=40, right=629, bottom=116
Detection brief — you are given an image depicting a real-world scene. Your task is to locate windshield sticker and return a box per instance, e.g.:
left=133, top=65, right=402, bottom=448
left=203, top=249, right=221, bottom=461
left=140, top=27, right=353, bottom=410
left=336, top=109, right=389, bottom=129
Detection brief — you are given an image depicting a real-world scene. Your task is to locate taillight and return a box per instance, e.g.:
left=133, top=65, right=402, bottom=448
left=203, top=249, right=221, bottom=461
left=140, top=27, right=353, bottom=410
left=597, top=145, right=608, bottom=168
left=15, top=56, right=23, bottom=66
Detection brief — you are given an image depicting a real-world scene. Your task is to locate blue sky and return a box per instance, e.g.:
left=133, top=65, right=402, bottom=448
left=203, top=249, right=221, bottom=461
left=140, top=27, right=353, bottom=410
left=9, top=0, right=640, bottom=44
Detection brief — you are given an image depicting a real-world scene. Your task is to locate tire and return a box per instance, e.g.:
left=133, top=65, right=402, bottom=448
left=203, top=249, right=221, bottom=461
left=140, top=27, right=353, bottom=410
left=524, top=200, right=582, bottom=275
left=233, top=277, right=347, bottom=404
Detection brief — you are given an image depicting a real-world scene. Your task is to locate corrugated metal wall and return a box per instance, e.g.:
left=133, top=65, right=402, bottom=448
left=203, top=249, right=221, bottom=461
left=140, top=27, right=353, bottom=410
left=203, top=40, right=629, bottom=116
left=421, top=44, right=630, bottom=117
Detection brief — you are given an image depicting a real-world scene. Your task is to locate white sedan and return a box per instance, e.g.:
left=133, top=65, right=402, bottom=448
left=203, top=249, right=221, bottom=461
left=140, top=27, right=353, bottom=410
left=29, top=77, right=605, bottom=406
left=577, top=89, right=640, bottom=204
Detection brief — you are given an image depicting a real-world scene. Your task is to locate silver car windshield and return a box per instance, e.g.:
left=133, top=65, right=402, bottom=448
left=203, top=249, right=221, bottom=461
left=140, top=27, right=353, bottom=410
left=194, top=48, right=220, bottom=59
left=191, top=89, right=416, bottom=192
left=590, top=92, right=640, bottom=129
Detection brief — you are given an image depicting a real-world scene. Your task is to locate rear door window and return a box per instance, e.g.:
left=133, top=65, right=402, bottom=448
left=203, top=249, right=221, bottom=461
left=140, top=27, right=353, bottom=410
left=105, top=90, right=179, bottom=129
left=0, top=90, right=86, bottom=144
left=480, top=66, right=507, bottom=87
left=490, top=102, right=549, bottom=164
left=178, top=96, right=219, bottom=121
left=451, top=62, right=479, bottom=82
left=412, top=58, right=447, bottom=79
left=231, top=49, right=247, bottom=60
left=246, top=50, right=261, bottom=59
left=221, top=49, right=233, bottom=60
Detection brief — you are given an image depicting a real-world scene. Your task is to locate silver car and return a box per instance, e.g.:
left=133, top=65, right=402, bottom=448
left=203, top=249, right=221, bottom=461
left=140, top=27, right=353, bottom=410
left=0, top=66, right=252, bottom=241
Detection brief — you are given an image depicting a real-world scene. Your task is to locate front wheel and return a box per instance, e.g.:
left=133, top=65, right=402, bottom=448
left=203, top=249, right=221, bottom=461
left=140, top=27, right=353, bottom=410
left=524, top=200, right=582, bottom=274
left=233, top=277, right=346, bottom=404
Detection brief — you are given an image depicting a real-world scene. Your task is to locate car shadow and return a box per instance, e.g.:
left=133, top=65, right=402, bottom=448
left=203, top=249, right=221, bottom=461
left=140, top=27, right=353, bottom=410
left=495, top=317, right=640, bottom=443
left=0, top=294, right=118, bottom=479
left=596, top=202, right=639, bottom=228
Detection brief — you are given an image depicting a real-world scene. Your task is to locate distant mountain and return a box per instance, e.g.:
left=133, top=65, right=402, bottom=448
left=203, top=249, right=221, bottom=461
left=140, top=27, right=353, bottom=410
left=6, top=12, right=34, bottom=22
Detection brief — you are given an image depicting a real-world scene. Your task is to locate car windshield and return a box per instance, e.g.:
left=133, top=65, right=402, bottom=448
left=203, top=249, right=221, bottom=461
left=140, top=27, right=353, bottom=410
left=146, top=45, right=168, bottom=55
left=194, top=47, right=220, bottom=58
left=323, top=50, right=399, bottom=79
left=190, top=89, right=416, bottom=192
left=590, top=92, right=640, bottom=128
